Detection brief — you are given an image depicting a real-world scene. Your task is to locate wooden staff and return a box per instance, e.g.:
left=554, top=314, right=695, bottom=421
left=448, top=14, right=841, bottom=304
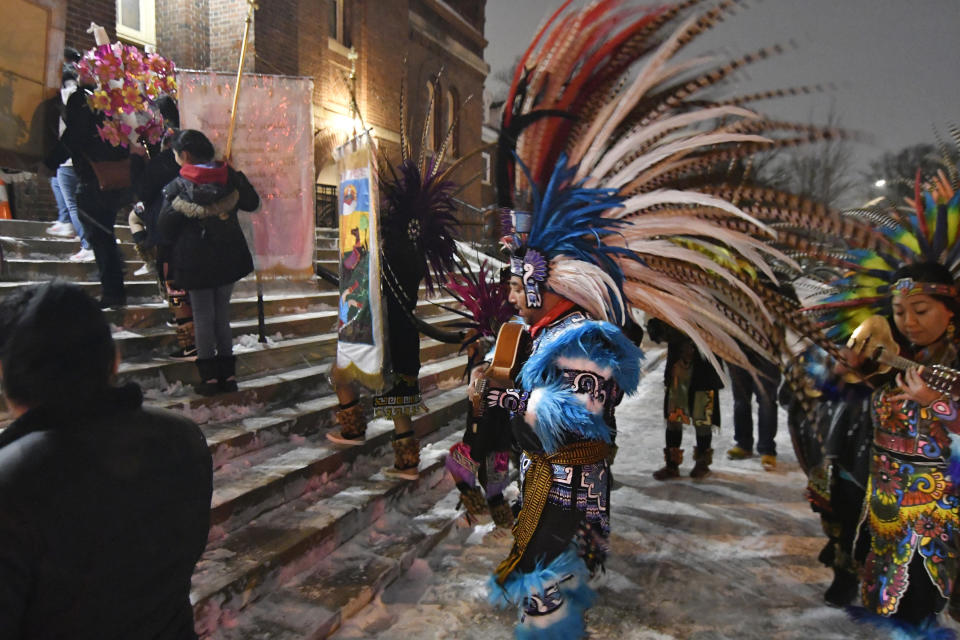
left=226, top=0, right=267, bottom=343
left=225, top=0, right=257, bottom=162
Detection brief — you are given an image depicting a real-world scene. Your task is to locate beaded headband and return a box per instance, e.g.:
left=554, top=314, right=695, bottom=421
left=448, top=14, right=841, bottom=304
left=891, top=278, right=958, bottom=299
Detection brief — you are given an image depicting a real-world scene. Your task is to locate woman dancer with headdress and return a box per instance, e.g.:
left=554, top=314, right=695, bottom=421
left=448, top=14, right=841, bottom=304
left=800, top=170, right=960, bottom=636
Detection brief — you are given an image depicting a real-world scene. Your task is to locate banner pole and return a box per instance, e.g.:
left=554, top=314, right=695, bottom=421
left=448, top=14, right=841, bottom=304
left=225, top=1, right=267, bottom=343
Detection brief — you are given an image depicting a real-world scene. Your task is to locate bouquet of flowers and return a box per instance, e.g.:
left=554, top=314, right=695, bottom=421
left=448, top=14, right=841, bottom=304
left=75, top=24, right=177, bottom=148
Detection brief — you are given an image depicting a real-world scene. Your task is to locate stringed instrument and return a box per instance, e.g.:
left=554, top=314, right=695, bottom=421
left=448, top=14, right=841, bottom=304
left=847, top=315, right=960, bottom=400
left=471, top=322, right=531, bottom=416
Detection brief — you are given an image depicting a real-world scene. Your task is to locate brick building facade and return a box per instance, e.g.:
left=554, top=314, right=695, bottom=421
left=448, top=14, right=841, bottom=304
left=156, top=0, right=490, bottom=237
left=15, top=0, right=488, bottom=235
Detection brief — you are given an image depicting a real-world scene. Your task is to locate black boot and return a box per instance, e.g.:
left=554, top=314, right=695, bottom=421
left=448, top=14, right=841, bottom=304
left=824, top=567, right=858, bottom=607
left=217, top=355, right=238, bottom=393
left=193, top=358, right=219, bottom=396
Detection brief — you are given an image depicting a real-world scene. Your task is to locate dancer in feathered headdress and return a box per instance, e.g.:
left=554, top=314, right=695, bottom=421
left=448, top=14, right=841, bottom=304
left=482, top=1, right=881, bottom=637
left=328, top=75, right=470, bottom=480
left=797, top=150, right=960, bottom=637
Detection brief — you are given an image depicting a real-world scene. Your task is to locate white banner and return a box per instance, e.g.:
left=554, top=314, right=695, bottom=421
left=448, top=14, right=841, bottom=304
left=177, top=70, right=315, bottom=279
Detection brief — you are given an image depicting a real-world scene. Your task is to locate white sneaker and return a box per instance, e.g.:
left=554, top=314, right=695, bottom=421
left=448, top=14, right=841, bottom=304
left=134, top=263, right=153, bottom=276
left=69, top=247, right=95, bottom=262
left=47, top=222, right=75, bottom=237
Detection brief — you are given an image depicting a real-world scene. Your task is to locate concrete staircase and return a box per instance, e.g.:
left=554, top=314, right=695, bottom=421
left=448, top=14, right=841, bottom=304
left=0, top=220, right=475, bottom=639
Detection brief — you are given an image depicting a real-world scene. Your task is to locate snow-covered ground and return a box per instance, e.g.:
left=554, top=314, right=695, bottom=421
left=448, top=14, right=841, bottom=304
left=332, top=353, right=884, bottom=639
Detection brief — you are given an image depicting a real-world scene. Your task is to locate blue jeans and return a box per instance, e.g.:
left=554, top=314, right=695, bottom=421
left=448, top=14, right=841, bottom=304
left=729, top=363, right=780, bottom=456
left=56, top=166, right=88, bottom=249
left=189, top=284, right=234, bottom=359
left=50, top=175, right=69, bottom=223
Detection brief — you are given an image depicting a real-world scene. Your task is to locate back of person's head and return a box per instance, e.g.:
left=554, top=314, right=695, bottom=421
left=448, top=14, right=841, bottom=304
left=0, top=281, right=116, bottom=409
left=63, top=46, right=82, bottom=63
left=156, top=94, right=180, bottom=129
left=171, top=129, right=215, bottom=163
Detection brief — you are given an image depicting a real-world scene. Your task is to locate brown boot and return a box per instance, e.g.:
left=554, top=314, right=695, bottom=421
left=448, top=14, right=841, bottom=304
left=457, top=485, right=488, bottom=520
left=653, top=447, right=683, bottom=480
left=384, top=433, right=420, bottom=480
left=326, top=401, right=367, bottom=445
left=690, top=447, right=713, bottom=479
left=488, top=496, right=515, bottom=529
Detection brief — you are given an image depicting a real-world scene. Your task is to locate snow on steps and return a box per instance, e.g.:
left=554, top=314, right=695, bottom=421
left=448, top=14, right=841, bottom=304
left=192, top=391, right=468, bottom=638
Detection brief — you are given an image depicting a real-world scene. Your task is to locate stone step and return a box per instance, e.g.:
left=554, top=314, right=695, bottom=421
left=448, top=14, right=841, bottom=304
left=201, top=483, right=462, bottom=640
left=0, top=235, right=341, bottom=263
left=113, top=305, right=461, bottom=361
left=103, top=292, right=338, bottom=331
left=206, top=375, right=466, bottom=536
left=0, top=218, right=134, bottom=240
left=106, top=291, right=456, bottom=333
left=190, top=388, right=467, bottom=634
left=176, top=351, right=467, bottom=470
left=0, top=275, right=332, bottom=303
left=0, top=220, right=337, bottom=243
left=0, top=257, right=341, bottom=283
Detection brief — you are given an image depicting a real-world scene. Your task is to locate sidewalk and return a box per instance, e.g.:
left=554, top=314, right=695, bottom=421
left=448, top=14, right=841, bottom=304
left=332, top=354, right=881, bottom=639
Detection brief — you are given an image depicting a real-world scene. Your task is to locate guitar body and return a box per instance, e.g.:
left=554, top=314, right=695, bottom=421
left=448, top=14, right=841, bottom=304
left=471, top=322, right=531, bottom=416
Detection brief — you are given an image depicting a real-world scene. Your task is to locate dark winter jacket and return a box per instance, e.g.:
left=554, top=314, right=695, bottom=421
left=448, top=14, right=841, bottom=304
left=131, top=148, right=181, bottom=245
left=157, top=163, right=260, bottom=290
left=0, top=384, right=212, bottom=640
left=647, top=317, right=724, bottom=392
left=45, top=86, right=130, bottom=194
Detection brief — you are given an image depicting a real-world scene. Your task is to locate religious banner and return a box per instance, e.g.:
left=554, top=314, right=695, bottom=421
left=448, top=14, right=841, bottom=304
left=176, top=70, right=315, bottom=279
left=333, top=131, right=386, bottom=390
left=0, top=0, right=65, bottom=168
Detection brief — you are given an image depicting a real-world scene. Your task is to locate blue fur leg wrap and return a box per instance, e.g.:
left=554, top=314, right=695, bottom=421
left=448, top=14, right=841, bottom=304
left=488, top=548, right=596, bottom=640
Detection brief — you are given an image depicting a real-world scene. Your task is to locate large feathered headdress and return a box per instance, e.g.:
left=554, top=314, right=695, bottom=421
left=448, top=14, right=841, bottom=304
left=804, top=160, right=960, bottom=341
left=496, top=0, right=855, bottom=374
left=379, top=74, right=476, bottom=295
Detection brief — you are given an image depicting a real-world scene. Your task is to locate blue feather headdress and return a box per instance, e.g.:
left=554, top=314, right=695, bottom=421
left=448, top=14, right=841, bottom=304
left=501, top=154, right=642, bottom=325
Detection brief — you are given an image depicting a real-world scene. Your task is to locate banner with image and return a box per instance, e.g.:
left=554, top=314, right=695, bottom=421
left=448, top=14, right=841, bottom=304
left=177, top=70, right=315, bottom=279
left=333, top=131, right=385, bottom=390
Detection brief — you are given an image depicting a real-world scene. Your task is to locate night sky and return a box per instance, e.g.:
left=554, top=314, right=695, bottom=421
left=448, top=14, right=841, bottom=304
left=483, top=0, right=960, bottom=174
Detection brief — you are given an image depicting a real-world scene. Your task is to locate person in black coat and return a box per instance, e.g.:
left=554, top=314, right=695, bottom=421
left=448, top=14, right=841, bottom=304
left=45, top=80, right=132, bottom=308
left=0, top=281, right=212, bottom=640
left=647, top=317, right=723, bottom=479
left=130, top=98, right=197, bottom=360
left=157, top=130, right=260, bottom=395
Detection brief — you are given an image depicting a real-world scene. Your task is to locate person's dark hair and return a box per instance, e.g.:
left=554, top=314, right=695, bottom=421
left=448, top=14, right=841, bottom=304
left=886, top=262, right=960, bottom=346
left=0, top=281, right=115, bottom=408
left=156, top=94, right=180, bottom=129
left=63, top=46, right=82, bottom=63
left=170, top=129, right=215, bottom=163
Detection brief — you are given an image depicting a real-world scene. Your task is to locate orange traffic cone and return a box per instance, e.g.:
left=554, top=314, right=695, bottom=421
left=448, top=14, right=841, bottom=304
left=0, top=179, right=10, bottom=219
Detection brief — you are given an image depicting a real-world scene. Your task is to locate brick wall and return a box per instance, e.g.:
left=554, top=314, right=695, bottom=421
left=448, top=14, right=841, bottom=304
left=66, top=0, right=115, bottom=51
left=208, top=0, right=254, bottom=72
left=157, top=0, right=210, bottom=70
left=154, top=0, right=489, bottom=227
left=254, top=0, right=299, bottom=76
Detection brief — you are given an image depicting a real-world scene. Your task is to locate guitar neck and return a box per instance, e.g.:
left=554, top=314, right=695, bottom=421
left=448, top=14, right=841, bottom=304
left=876, top=349, right=919, bottom=372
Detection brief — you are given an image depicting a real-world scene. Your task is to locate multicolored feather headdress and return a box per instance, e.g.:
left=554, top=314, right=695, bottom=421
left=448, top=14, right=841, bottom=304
left=496, top=0, right=857, bottom=374
left=805, top=165, right=960, bottom=341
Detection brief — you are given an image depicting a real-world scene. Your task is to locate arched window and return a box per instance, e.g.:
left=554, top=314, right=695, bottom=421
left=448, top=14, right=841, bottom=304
left=445, top=88, right=458, bottom=157
left=424, top=81, right=435, bottom=151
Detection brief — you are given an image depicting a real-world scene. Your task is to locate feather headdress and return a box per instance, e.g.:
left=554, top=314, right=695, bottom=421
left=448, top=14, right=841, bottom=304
left=497, top=0, right=856, bottom=373
left=380, top=74, right=475, bottom=295
left=804, top=162, right=960, bottom=341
